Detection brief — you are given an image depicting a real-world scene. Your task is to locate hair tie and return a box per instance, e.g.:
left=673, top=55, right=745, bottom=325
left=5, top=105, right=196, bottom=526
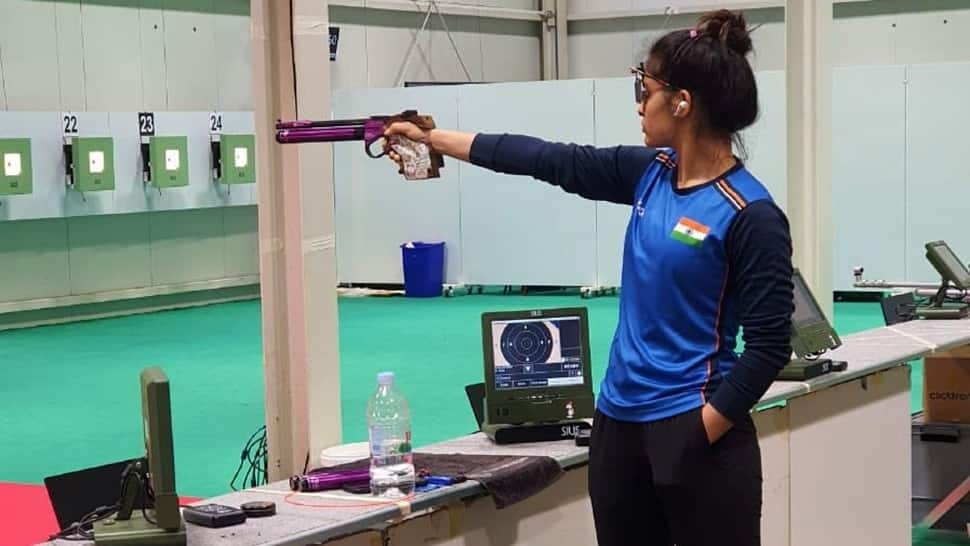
left=689, top=29, right=698, bottom=38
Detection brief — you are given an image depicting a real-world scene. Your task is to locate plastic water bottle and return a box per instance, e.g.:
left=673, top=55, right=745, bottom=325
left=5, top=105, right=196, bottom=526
left=367, top=371, right=415, bottom=497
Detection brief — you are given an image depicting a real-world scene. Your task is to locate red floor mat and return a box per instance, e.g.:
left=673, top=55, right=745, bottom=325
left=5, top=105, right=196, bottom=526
left=0, top=482, right=59, bottom=546
left=0, top=482, right=200, bottom=546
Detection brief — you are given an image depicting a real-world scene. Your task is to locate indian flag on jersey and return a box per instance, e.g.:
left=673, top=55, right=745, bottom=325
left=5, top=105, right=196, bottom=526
left=671, top=217, right=710, bottom=248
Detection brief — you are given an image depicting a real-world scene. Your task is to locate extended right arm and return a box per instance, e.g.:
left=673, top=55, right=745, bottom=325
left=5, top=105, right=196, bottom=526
left=388, top=124, right=657, bottom=206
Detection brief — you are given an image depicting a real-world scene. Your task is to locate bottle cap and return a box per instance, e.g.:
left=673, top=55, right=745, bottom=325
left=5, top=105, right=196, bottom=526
left=377, top=371, right=394, bottom=385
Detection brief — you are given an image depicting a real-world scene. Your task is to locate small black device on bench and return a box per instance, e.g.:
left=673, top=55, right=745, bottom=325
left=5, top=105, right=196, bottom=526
left=183, top=504, right=247, bottom=528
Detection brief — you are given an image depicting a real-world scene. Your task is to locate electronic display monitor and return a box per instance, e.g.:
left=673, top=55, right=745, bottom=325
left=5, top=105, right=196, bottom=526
left=481, top=308, right=594, bottom=425
left=489, top=316, right=585, bottom=390
left=925, top=240, right=970, bottom=290
left=792, top=271, right=825, bottom=328
left=791, top=269, right=842, bottom=358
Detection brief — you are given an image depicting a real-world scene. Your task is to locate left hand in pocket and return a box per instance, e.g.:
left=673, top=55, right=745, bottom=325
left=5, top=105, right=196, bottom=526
left=701, top=404, right=733, bottom=444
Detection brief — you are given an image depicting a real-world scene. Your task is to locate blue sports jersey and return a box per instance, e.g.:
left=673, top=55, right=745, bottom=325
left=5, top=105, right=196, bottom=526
left=470, top=135, right=794, bottom=424
left=598, top=151, right=773, bottom=422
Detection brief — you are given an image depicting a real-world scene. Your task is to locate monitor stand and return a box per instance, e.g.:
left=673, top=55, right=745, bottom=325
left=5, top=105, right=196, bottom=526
left=777, top=358, right=833, bottom=381
left=916, top=303, right=969, bottom=320
left=916, top=278, right=969, bottom=320
left=482, top=420, right=591, bottom=445
left=93, top=512, right=186, bottom=546
left=93, top=462, right=186, bottom=546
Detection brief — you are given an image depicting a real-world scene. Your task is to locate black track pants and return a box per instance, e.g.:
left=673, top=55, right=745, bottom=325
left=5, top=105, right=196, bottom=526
left=588, top=407, right=763, bottom=546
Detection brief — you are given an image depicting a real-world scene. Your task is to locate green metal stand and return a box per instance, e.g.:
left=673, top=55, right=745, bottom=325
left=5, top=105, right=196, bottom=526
left=93, top=512, right=186, bottom=546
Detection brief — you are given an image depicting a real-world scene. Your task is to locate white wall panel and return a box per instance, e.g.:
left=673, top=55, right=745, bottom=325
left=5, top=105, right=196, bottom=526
left=67, top=213, right=153, bottom=294
left=332, top=86, right=463, bottom=285
left=593, top=77, right=640, bottom=288
left=480, top=19, right=541, bottom=82
left=54, top=1, right=87, bottom=112
left=424, top=14, right=485, bottom=84
left=458, top=79, right=597, bottom=286
left=475, top=0, right=537, bottom=8
left=628, top=11, right=701, bottom=68
left=831, top=65, right=906, bottom=291
left=567, top=0, right=631, bottom=17
left=223, top=206, right=259, bottom=277
left=81, top=1, right=143, bottom=111
left=0, top=218, right=71, bottom=302
left=568, top=8, right=785, bottom=78
left=328, top=11, right=369, bottom=91
left=740, top=70, right=786, bottom=210
left=0, top=0, right=61, bottom=110
left=364, top=10, right=439, bottom=86
left=746, top=19, right=786, bottom=71
left=161, top=0, right=220, bottom=110
left=149, top=208, right=226, bottom=284
left=213, top=3, right=253, bottom=111
left=139, top=0, right=169, bottom=111
left=905, top=62, right=970, bottom=283
left=568, top=19, right=634, bottom=79
left=0, top=47, right=6, bottom=111
left=894, top=11, right=970, bottom=65
left=832, top=14, right=896, bottom=67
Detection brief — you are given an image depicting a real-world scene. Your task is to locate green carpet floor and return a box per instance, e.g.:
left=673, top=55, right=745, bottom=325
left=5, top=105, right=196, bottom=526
left=1, top=293, right=961, bottom=546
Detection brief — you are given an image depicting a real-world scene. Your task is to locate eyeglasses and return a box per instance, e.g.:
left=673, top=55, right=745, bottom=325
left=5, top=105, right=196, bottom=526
left=630, top=63, right=677, bottom=103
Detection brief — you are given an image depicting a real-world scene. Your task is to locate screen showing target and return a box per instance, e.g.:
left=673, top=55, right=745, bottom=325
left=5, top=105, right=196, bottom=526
left=490, top=316, right=584, bottom=390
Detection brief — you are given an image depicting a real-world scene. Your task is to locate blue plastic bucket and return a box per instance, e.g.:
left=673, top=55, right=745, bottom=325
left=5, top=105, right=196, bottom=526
left=400, top=241, right=445, bottom=298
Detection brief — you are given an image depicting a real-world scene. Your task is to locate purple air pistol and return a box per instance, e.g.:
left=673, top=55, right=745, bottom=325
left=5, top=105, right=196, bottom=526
left=275, top=110, right=444, bottom=179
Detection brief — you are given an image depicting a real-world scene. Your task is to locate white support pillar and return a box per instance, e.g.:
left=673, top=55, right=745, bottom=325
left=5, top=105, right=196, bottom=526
left=786, top=0, right=834, bottom=319
left=252, top=0, right=341, bottom=481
